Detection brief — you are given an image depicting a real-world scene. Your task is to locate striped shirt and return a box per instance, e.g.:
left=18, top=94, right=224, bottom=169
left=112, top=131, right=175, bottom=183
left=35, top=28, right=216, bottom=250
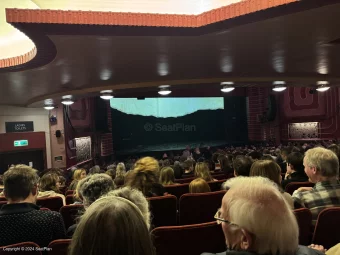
left=292, top=180, right=340, bottom=225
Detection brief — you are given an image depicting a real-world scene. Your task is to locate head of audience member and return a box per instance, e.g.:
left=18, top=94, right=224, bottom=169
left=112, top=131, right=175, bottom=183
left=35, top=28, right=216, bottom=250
left=303, top=147, right=339, bottom=183
left=116, top=163, right=126, bottom=177
left=74, top=179, right=86, bottom=202
left=3, top=165, right=40, bottom=204
left=233, top=156, right=253, bottom=177
left=194, top=162, right=214, bottom=182
left=327, top=144, right=340, bottom=159
left=125, top=157, right=160, bottom=197
left=217, top=155, right=233, bottom=175
left=260, top=155, right=274, bottom=161
left=69, top=196, right=155, bottom=255
left=172, top=163, right=184, bottom=179
left=249, top=160, right=282, bottom=187
left=39, top=173, right=61, bottom=193
left=58, top=176, right=66, bottom=189
left=73, top=169, right=87, bottom=181
left=248, top=151, right=262, bottom=161
left=189, top=178, right=211, bottom=193
left=183, top=160, right=194, bottom=174
left=286, top=152, right=305, bottom=176
left=89, top=165, right=101, bottom=175
left=159, top=167, right=176, bottom=185
left=104, top=187, right=151, bottom=230
left=105, top=169, right=116, bottom=180
left=281, top=147, right=292, bottom=161
left=217, top=177, right=298, bottom=255
left=79, top=174, right=115, bottom=208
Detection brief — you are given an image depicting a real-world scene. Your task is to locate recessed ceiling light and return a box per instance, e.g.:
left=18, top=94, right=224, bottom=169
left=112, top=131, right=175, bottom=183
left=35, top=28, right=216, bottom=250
left=316, top=86, right=330, bottom=92
left=44, top=106, right=55, bottom=110
left=272, top=86, right=287, bottom=92
left=158, top=87, right=171, bottom=95
left=221, top=82, right=234, bottom=86
left=316, top=81, right=330, bottom=92
left=100, top=94, right=114, bottom=100
left=221, top=86, right=235, bottom=93
left=61, top=99, right=74, bottom=105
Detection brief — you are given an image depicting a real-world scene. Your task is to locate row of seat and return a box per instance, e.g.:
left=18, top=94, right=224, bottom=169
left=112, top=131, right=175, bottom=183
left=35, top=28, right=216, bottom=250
left=1, top=207, right=339, bottom=255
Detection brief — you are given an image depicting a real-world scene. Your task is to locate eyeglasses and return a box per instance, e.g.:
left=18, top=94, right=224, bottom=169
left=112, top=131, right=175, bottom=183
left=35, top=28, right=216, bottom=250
left=214, top=209, right=238, bottom=226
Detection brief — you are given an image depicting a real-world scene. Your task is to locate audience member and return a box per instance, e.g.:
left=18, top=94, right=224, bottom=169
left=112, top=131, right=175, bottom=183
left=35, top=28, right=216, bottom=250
left=182, top=159, right=194, bottom=178
left=250, top=160, right=294, bottom=209
left=282, top=152, right=308, bottom=189
left=195, top=162, right=216, bottom=182
left=69, top=196, right=155, bottom=255
left=38, top=173, right=66, bottom=205
left=280, top=147, right=292, bottom=173
left=89, top=165, right=101, bottom=175
left=292, top=147, right=340, bottom=225
left=68, top=168, right=87, bottom=191
left=0, top=165, right=66, bottom=247
left=125, top=157, right=165, bottom=197
left=159, top=167, right=177, bottom=185
left=217, top=155, right=233, bottom=176
left=189, top=178, right=211, bottom=193
left=203, top=176, right=323, bottom=255
left=233, top=155, right=253, bottom=177
left=173, top=163, right=184, bottom=179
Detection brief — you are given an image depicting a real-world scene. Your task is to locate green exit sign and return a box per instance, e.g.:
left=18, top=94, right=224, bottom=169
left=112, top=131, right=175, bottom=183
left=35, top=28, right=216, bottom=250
left=14, top=140, right=28, bottom=147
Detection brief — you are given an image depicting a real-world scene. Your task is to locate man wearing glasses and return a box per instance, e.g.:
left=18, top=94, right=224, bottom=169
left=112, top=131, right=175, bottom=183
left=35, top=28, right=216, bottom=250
left=203, top=176, right=322, bottom=255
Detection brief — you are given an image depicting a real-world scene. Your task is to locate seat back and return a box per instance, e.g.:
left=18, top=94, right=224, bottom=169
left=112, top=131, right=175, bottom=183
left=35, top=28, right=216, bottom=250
left=285, top=182, right=314, bottom=195
left=148, top=195, right=177, bottom=228
left=65, top=190, right=74, bottom=196
left=0, top=201, right=7, bottom=207
left=164, top=184, right=189, bottom=199
left=175, top=177, right=195, bottom=184
left=59, top=204, right=84, bottom=229
left=152, top=222, right=225, bottom=255
left=37, top=197, right=64, bottom=212
left=48, top=239, right=71, bottom=255
left=212, top=174, right=228, bottom=180
left=0, top=197, right=7, bottom=201
left=207, top=179, right=226, bottom=192
left=294, top=208, right=312, bottom=245
left=312, top=207, right=340, bottom=249
left=179, top=190, right=226, bottom=225
left=65, top=195, right=74, bottom=205
left=0, top=242, right=41, bottom=255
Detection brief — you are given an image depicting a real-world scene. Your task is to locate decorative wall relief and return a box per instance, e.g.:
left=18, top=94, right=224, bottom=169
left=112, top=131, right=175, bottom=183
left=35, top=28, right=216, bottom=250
left=288, top=122, right=320, bottom=139
left=75, top=136, right=92, bottom=163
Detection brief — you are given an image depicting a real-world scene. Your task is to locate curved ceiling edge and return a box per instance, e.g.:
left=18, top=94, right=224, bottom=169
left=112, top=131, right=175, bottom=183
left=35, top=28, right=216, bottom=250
left=0, top=46, right=37, bottom=69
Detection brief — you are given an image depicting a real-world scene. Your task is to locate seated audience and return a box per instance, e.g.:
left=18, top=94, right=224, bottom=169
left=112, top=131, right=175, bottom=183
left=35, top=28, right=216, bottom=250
left=217, top=155, right=233, bottom=176
left=69, top=196, right=155, bottom=255
left=114, top=162, right=126, bottom=187
left=279, top=147, right=292, bottom=173
left=233, top=155, right=253, bottom=177
left=68, top=168, right=87, bottom=191
left=309, top=243, right=340, bottom=255
left=38, top=173, right=66, bottom=205
left=0, top=165, right=66, bottom=247
left=292, top=147, right=340, bottom=225
left=203, top=176, right=323, bottom=255
left=327, top=144, right=340, bottom=160
left=182, top=159, right=194, bottom=178
left=159, top=167, right=177, bottom=185
left=193, top=147, right=202, bottom=161
left=250, top=160, right=294, bottom=209
left=189, top=178, right=211, bottom=193
left=282, top=152, right=308, bottom=190
left=195, top=162, right=217, bottom=182
left=173, top=162, right=184, bottom=179
left=125, top=157, right=165, bottom=197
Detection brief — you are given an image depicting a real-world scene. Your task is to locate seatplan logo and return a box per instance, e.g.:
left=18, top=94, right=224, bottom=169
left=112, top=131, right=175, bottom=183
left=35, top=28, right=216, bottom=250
left=144, top=123, right=196, bottom=132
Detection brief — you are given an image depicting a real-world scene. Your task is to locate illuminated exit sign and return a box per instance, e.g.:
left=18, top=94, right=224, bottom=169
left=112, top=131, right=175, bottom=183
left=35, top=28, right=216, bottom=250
left=14, top=140, right=28, bottom=147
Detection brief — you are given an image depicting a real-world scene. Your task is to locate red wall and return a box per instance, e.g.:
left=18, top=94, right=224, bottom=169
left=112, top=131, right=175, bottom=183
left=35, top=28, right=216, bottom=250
left=0, top=132, right=46, bottom=153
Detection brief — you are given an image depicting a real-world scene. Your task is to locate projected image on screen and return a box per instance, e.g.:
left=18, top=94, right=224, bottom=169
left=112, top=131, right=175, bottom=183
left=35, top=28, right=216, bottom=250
left=110, top=97, right=247, bottom=153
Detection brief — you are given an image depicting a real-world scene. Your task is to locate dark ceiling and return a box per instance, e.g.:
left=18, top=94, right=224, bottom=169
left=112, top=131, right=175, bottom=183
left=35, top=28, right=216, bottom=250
left=1, top=1, right=340, bottom=107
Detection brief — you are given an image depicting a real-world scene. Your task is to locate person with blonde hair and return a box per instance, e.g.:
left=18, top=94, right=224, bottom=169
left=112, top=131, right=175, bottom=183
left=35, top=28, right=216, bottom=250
left=203, top=176, right=322, bottom=255
left=189, top=178, right=211, bottom=193
left=250, top=160, right=293, bottom=209
left=38, top=173, right=66, bottom=205
left=292, top=147, right=340, bottom=225
left=125, top=157, right=165, bottom=197
left=194, top=162, right=216, bottom=182
left=68, top=169, right=87, bottom=191
left=69, top=196, right=155, bottom=255
left=159, top=167, right=177, bottom=186
left=114, top=163, right=126, bottom=187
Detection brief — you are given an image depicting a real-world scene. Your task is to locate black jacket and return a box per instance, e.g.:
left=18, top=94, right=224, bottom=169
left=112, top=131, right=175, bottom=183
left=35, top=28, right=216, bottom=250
left=282, top=172, right=309, bottom=190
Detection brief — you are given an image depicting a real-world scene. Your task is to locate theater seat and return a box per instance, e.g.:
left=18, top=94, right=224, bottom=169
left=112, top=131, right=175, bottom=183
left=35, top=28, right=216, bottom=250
left=175, top=177, right=195, bottom=184
left=0, top=242, right=41, bottom=255
left=293, top=208, right=312, bottom=245
left=152, top=221, right=225, bottom=255
left=59, top=204, right=84, bottom=229
left=0, top=197, right=6, bottom=201
left=48, top=239, right=71, bottom=255
left=164, top=184, right=189, bottom=199
left=179, top=190, right=226, bottom=225
left=65, top=190, right=74, bottom=196
left=148, top=195, right=177, bottom=228
left=65, top=195, right=74, bottom=205
left=285, top=182, right=314, bottom=195
left=207, top=180, right=226, bottom=192
left=212, top=174, right=228, bottom=180
left=37, top=197, right=64, bottom=212
left=312, top=207, right=340, bottom=249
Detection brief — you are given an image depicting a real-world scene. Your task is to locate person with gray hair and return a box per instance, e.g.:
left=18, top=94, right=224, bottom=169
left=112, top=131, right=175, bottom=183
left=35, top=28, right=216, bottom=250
left=292, top=147, right=340, bottom=225
left=203, top=176, right=323, bottom=255
left=103, top=187, right=151, bottom=230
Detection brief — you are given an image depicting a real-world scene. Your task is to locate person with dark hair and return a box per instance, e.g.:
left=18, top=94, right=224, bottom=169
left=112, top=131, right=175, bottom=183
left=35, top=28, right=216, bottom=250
left=280, top=147, right=292, bottom=173
left=182, top=160, right=194, bottom=178
left=173, top=163, right=184, bottom=179
left=38, top=173, right=66, bottom=205
left=248, top=151, right=263, bottom=161
left=217, top=155, right=233, bottom=176
left=0, top=165, right=66, bottom=247
left=281, top=152, right=308, bottom=190
left=328, top=144, right=340, bottom=159
left=233, top=155, right=253, bottom=177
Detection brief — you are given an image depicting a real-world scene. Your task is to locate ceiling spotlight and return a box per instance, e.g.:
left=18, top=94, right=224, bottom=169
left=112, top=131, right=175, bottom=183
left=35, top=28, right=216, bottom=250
left=221, top=86, right=235, bottom=93
left=100, top=94, right=113, bottom=100
left=44, top=105, right=55, bottom=110
left=316, top=81, right=330, bottom=92
left=158, top=87, right=171, bottom=95
left=61, top=99, right=74, bottom=105
left=272, top=81, right=287, bottom=92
